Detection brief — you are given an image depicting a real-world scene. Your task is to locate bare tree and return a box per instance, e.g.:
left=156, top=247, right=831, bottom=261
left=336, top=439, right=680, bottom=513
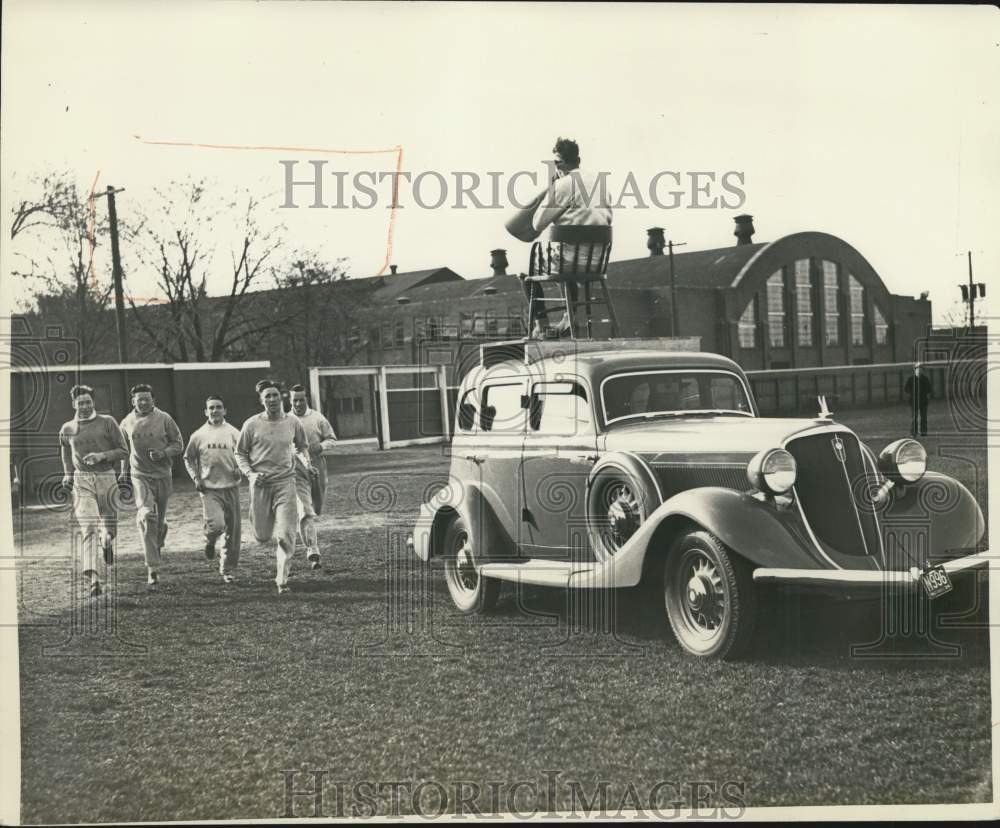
left=9, top=172, right=116, bottom=359
left=126, top=179, right=296, bottom=362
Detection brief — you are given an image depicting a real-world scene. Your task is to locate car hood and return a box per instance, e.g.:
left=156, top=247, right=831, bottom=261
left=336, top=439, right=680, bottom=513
left=601, top=416, right=848, bottom=460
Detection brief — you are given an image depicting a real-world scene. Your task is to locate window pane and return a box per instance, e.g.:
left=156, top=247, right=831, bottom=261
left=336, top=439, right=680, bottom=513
left=795, top=260, right=813, bottom=346
left=481, top=383, right=524, bottom=432
left=530, top=382, right=590, bottom=435
left=849, top=274, right=865, bottom=346
left=767, top=271, right=785, bottom=347
left=823, top=261, right=839, bottom=346
left=602, top=371, right=751, bottom=422
left=738, top=300, right=756, bottom=348
left=874, top=305, right=888, bottom=345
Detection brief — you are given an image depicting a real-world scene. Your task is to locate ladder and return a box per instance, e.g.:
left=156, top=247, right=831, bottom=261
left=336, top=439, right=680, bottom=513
left=525, top=275, right=620, bottom=339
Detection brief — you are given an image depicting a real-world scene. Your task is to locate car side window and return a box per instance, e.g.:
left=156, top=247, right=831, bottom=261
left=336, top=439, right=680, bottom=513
left=457, top=389, right=478, bottom=432
left=480, top=383, right=525, bottom=433
left=530, top=382, right=591, bottom=434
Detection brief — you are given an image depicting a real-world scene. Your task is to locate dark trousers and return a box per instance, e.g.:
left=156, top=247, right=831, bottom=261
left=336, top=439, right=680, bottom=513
left=911, top=398, right=928, bottom=436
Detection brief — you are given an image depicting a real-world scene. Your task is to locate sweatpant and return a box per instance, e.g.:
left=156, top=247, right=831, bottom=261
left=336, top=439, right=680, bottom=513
left=294, top=471, right=319, bottom=555
left=72, top=471, right=119, bottom=577
left=250, top=477, right=298, bottom=586
left=200, top=485, right=242, bottom=575
left=132, top=474, right=172, bottom=570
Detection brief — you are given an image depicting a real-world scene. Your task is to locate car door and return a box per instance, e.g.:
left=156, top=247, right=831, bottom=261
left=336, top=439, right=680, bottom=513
left=461, top=378, right=527, bottom=549
left=519, top=379, right=598, bottom=561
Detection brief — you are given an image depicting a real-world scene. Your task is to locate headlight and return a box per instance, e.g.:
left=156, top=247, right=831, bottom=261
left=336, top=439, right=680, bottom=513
left=747, top=448, right=797, bottom=495
left=878, top=438, right=926, bottom=483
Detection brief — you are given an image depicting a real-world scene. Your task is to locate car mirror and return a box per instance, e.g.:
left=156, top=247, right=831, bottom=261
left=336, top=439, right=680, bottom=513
left=458, top=403, right=476, bottom=431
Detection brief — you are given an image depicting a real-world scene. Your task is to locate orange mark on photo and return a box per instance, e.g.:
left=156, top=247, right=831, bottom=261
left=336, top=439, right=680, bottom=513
left=133, top=135, right=404, bottom=277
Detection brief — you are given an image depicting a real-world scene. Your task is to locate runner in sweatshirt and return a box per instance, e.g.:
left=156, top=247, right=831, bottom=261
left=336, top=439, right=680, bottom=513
left=183, top=394, right=243, bottom=583
left=289, top=384, right=337, bottom=570
left=236, top=379, right=315, bottom=594
left=119, top=384, right=184, bottom=587
left=59, top=385, right=129, bottom=597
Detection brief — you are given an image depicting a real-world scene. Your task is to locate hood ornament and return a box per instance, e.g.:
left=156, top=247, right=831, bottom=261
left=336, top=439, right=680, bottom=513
left=831, top=435, right=846, bottom=463
left=817, top=395, right=833, bottom=420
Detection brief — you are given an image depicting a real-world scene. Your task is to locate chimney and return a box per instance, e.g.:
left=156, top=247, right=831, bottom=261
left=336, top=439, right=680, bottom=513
left=490, top=249, right=508, bottom=277
left=733, top=214, right=755, bottom=246
left=646, top=227, right=666, bottom=256
left=389, top=264, right=398, bottom=275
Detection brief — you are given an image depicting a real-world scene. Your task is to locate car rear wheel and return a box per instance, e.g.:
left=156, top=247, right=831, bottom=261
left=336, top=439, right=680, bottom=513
left=662, top=529, right=755, bottom=659
left=442, top=515, right=500, bottom=615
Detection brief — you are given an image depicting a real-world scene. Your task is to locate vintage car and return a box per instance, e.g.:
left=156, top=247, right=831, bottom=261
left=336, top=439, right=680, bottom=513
left=409, top=340, right=990, bottom=659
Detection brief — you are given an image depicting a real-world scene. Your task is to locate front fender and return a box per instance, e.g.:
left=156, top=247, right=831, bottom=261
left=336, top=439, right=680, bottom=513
left=569, top=486, right=824, bottom=589
left=411, top=477, right=518, bottom=563
left=881, top=471, right=985, bottom=558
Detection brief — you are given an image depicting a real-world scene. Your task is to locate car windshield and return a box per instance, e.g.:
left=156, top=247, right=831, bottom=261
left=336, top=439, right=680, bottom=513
left=602, top=370, right=753, bottom=424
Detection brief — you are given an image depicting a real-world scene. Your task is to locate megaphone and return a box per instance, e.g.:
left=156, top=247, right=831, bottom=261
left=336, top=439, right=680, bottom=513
left=504, top=189, right=547, bottom=243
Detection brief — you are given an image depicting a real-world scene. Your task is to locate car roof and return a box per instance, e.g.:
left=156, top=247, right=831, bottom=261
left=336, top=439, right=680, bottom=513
left=464, top=346, right=747, bottom=390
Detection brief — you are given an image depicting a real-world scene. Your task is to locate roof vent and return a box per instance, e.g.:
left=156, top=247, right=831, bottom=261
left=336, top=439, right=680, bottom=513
left=490, top=249, right=508, bottom=277
left=389, top=264, right=398, bottom=275
left=396, top=295, right=410, bottom=305
left=733, top=215, right=755, bottom=246
left=647, top=227, right=665, bottom=256
left=482, top=285, right=498, bottom=295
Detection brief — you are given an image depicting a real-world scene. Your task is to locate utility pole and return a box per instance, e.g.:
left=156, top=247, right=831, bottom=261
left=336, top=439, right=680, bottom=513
left=958, top=250, right=986, bottom=332
left=667, top=239, right=686, bottom=337
left=93, top=186, right=129, bottom=362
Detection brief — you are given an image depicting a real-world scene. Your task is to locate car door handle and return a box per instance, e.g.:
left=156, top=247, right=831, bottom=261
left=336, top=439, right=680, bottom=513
left=464, top=454, right=485, bottom=465
left=570, top=453, right=598, bottom=464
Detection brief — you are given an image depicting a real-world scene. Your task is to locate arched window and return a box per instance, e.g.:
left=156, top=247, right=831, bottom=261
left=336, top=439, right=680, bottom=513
left=794, top=259, right=813, bottom=346
left=822, top=260, right=839, bottom=346
left=738, top=298, right=756, bottom=348
left=874, top=305, right=889, bottom=345
left=766, top=271, right=786, bottom=347
left=848, top=274, right=866, bottom=345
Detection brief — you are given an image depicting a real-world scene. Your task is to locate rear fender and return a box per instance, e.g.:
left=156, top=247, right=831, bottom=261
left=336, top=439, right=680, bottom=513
left=412, top=477, right=518, bottom=562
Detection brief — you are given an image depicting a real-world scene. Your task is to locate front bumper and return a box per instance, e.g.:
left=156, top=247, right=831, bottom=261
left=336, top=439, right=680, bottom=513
left=752, top=550, right=993, bottom=590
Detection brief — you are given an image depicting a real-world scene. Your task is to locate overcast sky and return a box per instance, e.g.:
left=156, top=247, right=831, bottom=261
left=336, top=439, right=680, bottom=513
left=2, top=1, right=997, bottom=325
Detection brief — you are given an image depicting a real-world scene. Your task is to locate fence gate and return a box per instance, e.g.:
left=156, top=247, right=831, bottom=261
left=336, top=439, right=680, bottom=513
left=309, top=364, right=450, bottom=449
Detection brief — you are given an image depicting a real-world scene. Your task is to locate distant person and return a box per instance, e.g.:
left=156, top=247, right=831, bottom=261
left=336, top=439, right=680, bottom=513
left=507, top=137, right=614, bottom=337
left=904, top=361, right=932, bottom=437
left=236, top=379, right=316, bottom=595
left=59, top=385, right=129, bottom=598
left=119, top=384, right=184, bottom=588
left=289, top=385, right=338, bottom=571
left=183, top=395, right=243, bottom=584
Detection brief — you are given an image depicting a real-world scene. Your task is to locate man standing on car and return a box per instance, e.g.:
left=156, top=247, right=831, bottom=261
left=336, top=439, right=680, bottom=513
left=183, top=395, right=243, bottom=584
left=119, top=383, right=184, bottom=588
left=904, top=361, right=932, bottom=437
left=236, top=379, right=316, bottom=595
left=59, top=385, right=129, bottom=598
left=289, top=384, right=337, bottom=571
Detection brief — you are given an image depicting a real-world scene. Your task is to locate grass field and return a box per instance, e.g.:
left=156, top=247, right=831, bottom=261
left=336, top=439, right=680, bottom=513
left=15, top=401, right=992, bottom=821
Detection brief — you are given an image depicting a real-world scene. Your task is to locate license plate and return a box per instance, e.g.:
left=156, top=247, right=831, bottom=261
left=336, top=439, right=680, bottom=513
left=919, top=565, right=953, bottom=599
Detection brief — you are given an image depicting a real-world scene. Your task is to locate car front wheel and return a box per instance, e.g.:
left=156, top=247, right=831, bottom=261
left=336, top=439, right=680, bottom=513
left=662, top=529, right=755, bottom=659
left=442, top=515, right=500, bottom=615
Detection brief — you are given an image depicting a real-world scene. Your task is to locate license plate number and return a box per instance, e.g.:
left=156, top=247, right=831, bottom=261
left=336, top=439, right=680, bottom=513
left=919, top=565, right=953, bottom=599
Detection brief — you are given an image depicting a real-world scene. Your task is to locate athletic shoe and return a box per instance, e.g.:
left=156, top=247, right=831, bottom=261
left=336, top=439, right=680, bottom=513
left=90, top=580, right=102, bottom=598
left=307, top=551, right=322, bottom=571
left=223, top=574, right=236, bottom=584
left=204, top=537, right=217, bottom=560
left=102, top=537, right=114, bottom=566
left=277, top=583, right=291, bottom=595
left=147, top=570, right=159, bottom=587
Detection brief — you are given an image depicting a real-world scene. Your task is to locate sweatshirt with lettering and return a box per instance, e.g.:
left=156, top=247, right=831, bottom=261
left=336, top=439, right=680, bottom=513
left=59, top=414, right=129, bottom=474
left=183, top=421, right=242, bottom=489
left=120, top=408, right=184, bottom=479
left=235, top=412, right=309, bottom=485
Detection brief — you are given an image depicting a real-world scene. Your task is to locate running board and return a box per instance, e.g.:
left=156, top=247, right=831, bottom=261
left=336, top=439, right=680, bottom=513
left=480, top=560, right=594, bottom=588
